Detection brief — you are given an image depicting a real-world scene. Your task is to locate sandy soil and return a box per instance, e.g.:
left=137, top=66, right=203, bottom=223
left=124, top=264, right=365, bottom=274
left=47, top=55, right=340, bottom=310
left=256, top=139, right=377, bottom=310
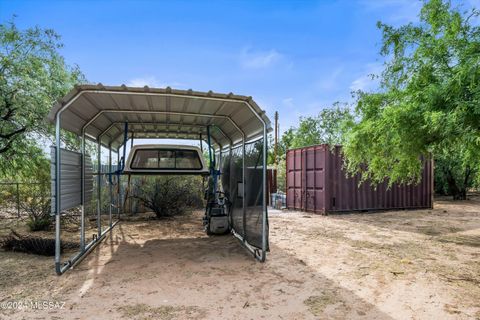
left=0, top=198, right=479, bottom=320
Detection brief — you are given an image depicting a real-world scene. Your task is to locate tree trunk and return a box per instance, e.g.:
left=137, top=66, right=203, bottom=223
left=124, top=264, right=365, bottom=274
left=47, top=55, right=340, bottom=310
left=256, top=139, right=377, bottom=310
left=459, top=166, right=471, bottom=201
left=445, top=169, right=466, bottom=200
left=445, top=169, right=467, bottom=200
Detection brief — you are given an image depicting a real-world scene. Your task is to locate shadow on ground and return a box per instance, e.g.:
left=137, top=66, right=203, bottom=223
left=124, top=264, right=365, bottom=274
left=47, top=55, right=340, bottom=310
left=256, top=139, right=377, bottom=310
left=54, top=217, right=393, bottom=320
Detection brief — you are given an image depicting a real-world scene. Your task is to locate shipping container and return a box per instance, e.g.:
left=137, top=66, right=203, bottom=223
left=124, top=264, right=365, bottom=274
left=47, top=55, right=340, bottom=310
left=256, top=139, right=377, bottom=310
left=286, top=145, right=433, bottom=214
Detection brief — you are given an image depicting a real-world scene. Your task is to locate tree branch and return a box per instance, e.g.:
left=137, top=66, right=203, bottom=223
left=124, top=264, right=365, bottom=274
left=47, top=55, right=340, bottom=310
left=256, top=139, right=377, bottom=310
left=0, top=126, right=26, bottom=140
left=0, top=138, right=14, bottom=154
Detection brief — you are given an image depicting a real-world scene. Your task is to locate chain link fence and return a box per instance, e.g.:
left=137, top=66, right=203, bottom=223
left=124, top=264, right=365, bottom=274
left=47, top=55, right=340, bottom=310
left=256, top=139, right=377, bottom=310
left=0, top=182, right=44, bottom=219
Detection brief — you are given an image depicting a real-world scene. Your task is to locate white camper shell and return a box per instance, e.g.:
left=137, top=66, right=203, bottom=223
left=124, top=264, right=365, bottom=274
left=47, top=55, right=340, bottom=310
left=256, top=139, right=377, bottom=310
left=124, top=144, right=209, bottom=175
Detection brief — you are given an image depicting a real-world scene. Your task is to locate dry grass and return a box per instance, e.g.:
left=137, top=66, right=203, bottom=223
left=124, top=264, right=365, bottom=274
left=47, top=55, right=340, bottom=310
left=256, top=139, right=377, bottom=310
left=117, top=303, right=206, bottom=320
left=304, top=293, right=341, bottom=315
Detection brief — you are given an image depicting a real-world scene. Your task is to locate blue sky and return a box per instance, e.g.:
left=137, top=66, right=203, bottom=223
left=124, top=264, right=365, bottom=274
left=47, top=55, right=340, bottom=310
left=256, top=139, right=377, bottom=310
left=1, top=0, right=477, bottom=133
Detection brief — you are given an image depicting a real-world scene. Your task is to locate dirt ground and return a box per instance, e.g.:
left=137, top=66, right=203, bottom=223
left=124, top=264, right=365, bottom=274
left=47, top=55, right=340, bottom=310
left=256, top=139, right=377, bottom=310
left=0, top=198, right=479, bottom=320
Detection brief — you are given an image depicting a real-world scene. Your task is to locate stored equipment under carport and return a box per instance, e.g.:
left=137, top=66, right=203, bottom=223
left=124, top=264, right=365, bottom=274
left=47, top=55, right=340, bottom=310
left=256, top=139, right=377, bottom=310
left=203, top=125, right=230, bottom=235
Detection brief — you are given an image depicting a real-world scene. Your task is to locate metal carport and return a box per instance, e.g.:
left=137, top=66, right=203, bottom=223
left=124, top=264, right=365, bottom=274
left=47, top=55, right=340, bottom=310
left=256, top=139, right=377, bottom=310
left=48, top=84, right=272, bottom=275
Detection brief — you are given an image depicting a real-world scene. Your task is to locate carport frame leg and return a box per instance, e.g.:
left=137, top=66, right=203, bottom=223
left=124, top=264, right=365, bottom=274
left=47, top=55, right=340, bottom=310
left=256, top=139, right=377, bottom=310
left=80, top=132, right=86, bottom=252
left=54, top=113, right=62, bottom=274
left=261, top=122, right=268, bottom=262
left=97, top=141, right=101, bottom=239
left=109, top=146, right=113, bottom=228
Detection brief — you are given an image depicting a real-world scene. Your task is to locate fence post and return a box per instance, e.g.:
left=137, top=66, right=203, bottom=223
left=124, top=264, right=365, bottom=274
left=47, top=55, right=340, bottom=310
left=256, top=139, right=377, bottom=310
left=16, top=182, right=20, bottom=218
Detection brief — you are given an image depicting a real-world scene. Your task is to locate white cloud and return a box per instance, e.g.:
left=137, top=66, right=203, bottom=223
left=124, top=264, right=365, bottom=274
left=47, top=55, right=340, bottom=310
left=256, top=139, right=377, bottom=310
left=359, top=0, right=422, bottom=24
left=126, top=76, right=185, bottom=88
left=350, top=75, right=374, bottom=92
left=281, top=97, right=295, bottom=109
left=126, top=76, right=163, bottom=87
left=240, top=48, right=284, bottom=69
left=349, top=62, right=383, bottom=92
left=315, top=66, right=344, bottom=91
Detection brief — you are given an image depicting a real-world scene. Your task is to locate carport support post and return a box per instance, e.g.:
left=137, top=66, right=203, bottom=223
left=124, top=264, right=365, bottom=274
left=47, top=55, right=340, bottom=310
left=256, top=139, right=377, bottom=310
left=261, top=123, right=267, bottom=261
left=54, top=113, right=62, bottom=274
left=119, top=143, right=124, bottom=215
left=108, top=145, right=112, bottom=228
left=97, top=141, right=101, bottom=239
left=242, top=138, right=246, bottom=241
left=80, top=131, right=86, bottom=252
left=217, top=147, right=222, bottom=203
left=129, top=133, right=134, bottom=213
left=117, top=149, right=120, bottom=218
left=219, top=147, right=222, bottom=170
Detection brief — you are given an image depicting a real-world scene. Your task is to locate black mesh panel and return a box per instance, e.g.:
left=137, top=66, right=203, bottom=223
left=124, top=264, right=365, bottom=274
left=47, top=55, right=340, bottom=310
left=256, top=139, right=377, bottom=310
left=244, top=140, right=268, bottom=250
left=228, top=146, right=244, bottom=237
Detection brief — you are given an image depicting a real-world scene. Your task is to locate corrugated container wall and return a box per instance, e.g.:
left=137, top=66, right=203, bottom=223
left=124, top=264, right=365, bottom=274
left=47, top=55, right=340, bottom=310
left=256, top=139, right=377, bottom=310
left=286, top=145, right=433, bottom=214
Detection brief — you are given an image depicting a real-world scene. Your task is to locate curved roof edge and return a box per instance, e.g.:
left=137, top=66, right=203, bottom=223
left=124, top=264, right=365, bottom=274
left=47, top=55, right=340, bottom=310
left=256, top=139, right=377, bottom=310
left=48, top=84, right=272, bottom=131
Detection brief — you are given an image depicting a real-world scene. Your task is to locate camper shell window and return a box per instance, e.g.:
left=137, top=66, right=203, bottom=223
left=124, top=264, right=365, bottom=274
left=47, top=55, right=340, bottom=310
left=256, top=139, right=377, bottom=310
left=131, top=149, right=202, bottom=170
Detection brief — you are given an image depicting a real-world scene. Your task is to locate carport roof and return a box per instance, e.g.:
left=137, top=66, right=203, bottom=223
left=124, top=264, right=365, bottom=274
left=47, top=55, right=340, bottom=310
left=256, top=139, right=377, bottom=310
left=48, top=84, right=272, bottom=150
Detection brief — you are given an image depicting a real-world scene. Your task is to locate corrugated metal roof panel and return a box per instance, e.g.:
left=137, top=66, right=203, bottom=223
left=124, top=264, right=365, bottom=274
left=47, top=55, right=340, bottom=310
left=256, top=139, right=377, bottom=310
left=48, top=84, right=272, bottom=150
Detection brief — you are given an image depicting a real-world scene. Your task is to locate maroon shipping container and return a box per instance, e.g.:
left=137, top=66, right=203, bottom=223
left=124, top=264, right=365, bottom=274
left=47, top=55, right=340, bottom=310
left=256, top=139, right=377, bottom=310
left=286, top=145, right=433, bottom=214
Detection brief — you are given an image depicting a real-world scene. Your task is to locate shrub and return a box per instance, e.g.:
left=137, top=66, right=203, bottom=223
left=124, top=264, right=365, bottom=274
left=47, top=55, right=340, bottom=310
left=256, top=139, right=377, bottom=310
left=21, top=186, right=52, bottom=231
left=276, top=158, right=286, bottom=193
left=14, top=161, right=53, bottom=231
left=26, top=216, right=51, bottom=231
left=131, top=176, right=204, bottom=218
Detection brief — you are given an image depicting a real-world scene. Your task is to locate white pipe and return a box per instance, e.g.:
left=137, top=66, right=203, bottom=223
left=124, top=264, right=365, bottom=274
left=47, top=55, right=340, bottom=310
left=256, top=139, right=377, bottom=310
left=54, top=114, right=62, bottom=274
left=80, top=132, right=85, bottom=252
left=97, top=141, right=101, bottom=239
left=109, top=146, right=112, bottom=228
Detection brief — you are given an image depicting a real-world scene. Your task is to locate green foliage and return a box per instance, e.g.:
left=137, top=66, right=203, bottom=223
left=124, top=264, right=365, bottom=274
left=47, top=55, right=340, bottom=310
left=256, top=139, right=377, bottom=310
left=0, top=18, right=85, bottom=176
left=276, top=158, right=286, bottom=193
left=131, top=176, right=204, bottom=218
left=280, top=103, right=354, bottom=150
left=342, top=0, right=480, bottom=199
left=285, top=116, right=321, bottom=149
left=26, top=215, right=51, bottom=232
left=0, top=153, right=51, bottom=230
left=19, top=159, right=52, bottom=231
left=434, top=145, right=474, bottom=199
left=272, top=105, right=353, bottom=193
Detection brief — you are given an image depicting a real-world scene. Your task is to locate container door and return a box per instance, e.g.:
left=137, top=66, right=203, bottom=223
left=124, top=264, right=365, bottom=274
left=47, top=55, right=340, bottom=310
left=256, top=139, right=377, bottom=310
left=294, top=149, right=303, bottom=210
left=286, top=151, right=294, bottom=209
left=304, top=147, right=315, bottom=211
left=286, top=149, right=302, bottom=210
left=286, top=150, right=303, bottom=210
left=304, top=146, right=326, bottom=213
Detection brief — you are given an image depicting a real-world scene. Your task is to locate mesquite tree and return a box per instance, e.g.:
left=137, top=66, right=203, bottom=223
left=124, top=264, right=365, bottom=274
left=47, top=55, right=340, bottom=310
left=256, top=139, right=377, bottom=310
left=343, top=0, right=480, bottom=199
left=0, top=18, right=85, bottom=175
